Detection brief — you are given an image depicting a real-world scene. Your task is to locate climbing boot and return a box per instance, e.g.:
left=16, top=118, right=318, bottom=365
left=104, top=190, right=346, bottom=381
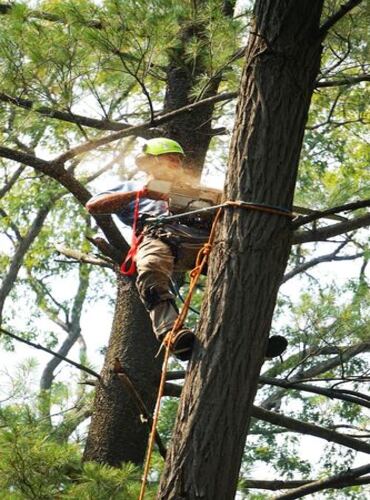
left=265, top=335, right=288, bottom=359
left=164, top=328, right=195, bottom=361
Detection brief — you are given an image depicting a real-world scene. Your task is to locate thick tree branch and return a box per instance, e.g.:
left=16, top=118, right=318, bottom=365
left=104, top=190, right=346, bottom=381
left=319, top=0, right=363, bottom=37
left=293, top=213, right=370, bottom=244
left=0, top=92, right=133, bottom=131
left=252, top=406, right=370, bottom=454
left=316, top=73, right=370, bottom=88
left=274, top=463, right=370, bottom=500
left=259, top=376, right=370, bottom=409
left=241, top=475, right=370, bottom=492
left=293, top=198, right=370, bottom=227
left=53, top=91, right=238, bottom=163
left=40, top=264, right=91, bottom=391
left=0, top=145, right=127, bottom=251
left=0, top=146, right=90, bottom=201
left=0, top=327, right=101, bottom=380
left=0, top=3, right=104, bottom=28
left=262, top=342, right=370, bottom=410
left=0, top=204, right=51, bottom=324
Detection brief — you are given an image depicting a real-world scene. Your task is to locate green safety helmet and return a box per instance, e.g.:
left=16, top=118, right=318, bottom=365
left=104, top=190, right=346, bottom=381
left=142, top=137, right=184, bottom=156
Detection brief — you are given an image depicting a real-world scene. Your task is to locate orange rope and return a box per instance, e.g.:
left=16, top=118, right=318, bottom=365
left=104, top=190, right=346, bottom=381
left=138, top=200, right=292, bottom=499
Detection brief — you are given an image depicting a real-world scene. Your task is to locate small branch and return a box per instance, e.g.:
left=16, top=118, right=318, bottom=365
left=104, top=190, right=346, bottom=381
left=0, top=327, right=101, bottom=380
left=273, top=463, right=370, bottom=500
left=252, top=406, right=370, bottom=454
left=112, top=359, right=167, bottom=459
left=55, top=243, right=114, bottom=269
left=293, top=198, right=370, bottom=228
left=86, top=236, right=123, bottom=265
left=262, top=342, right=370, bottom=410
left=319, top=0, right=363, bottom=38
left=282, top=251, right=364, bottom=283
left=0, top=207, right=23, bottom=241
left=0, top=166, right=25, bottom=198
left=164, top=383, right=182, bottom=397
left=166, top=371, right=186, bottom=381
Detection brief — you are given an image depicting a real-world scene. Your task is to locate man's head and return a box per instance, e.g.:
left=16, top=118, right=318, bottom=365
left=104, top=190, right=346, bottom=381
left=136, top=138, right=184, bottom=180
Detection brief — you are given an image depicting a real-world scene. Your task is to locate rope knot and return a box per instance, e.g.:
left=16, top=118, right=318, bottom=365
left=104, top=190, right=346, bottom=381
left=202, top=242, right=212, bottom=255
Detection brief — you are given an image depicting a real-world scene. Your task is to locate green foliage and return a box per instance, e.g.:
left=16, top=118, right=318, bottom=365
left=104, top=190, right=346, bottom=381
left=0, top=404, right=150, bottom=499
left=66, top=461, right=147, bottom=500
left=0, top=405, right=80, bottom=499
left=0, top=1, right=369, bottom=498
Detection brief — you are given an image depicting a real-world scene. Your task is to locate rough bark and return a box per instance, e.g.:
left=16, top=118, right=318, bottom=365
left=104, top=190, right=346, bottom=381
left=83, top=273, right=163, bottom=465
left=159, top=2, right=324, bottom=498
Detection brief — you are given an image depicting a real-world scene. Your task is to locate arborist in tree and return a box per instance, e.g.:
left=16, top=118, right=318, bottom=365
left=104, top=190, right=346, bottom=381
left=86, top=138, right=287, bottom=361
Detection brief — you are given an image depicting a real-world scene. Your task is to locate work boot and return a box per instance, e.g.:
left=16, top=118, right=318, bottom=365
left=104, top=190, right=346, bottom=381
left=265, top=335, right=288, bottom=359
left=164, top=328, right=195, bottom=361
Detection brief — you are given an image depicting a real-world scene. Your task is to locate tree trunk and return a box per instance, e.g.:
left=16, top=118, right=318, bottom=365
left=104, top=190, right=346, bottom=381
left=83, top=273, right=163, bottom=465
left=163, top=20, right=221, bottom=173
left=83, top=17, right=225, bottom=467
left=159, top=1, right=324, bottom=498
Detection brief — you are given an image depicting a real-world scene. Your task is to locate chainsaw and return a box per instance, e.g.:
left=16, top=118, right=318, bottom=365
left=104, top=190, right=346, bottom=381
left=145, top=175, right=347, bottom=223
left=146, top=178, right=222, bottom=214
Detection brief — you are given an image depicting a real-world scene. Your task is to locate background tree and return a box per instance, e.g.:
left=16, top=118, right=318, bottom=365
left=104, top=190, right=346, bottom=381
left=0, top=0, right=369, bottom=498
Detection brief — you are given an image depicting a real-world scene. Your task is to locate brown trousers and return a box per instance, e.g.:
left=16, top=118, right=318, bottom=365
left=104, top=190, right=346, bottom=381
left=135, top=225, right=209, bottom=339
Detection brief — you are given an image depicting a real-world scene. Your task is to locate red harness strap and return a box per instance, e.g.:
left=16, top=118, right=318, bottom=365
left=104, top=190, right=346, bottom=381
left=120, top=188, right=147, bottom=276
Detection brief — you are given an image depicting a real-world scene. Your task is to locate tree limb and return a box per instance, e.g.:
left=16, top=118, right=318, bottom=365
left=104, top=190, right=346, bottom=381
left=240, top=475, right=370, bottom=491
left=0, top=204, right=52, bottom=324
left=55, top=243, right=115, bottom=269
left=166, top=373, right=370, bottom=410
left=319, top=0, right=363, bottom=37
left=293, top=198, right=370, bottom=228
left=0, top=166, right=25, bottom=198
left=53, top=92, right=238, bottom=164
left=113, top=358, right=167, bottom=459
left=273, top=463, right=370, bottom=500
left=316, top=73, right=370, bottom=88
left=0, top=327, right=101, bottom=380
left=293, top=213, right=370, bottom=244
left=261, top=342, right=370, bottom=410
left=0, top=145, right=127, bottom=252
left=0, top=92, right=133, bottom=131
left=252, top=406, right=370, bottom=454
left=282, top=250, right=364, bottom=283
left=259, top=376, right=370, bottom=409
left=39, top=264, right=91, bottom=391
left=0, top=3, right=104, bottom=28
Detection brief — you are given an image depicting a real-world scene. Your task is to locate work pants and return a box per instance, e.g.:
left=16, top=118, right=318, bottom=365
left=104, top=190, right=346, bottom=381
left=135, top=224, right=209, bottom=339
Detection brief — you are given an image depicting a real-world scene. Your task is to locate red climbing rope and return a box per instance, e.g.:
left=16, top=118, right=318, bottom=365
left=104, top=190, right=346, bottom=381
left=120, top=188, right=147, bottom=276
